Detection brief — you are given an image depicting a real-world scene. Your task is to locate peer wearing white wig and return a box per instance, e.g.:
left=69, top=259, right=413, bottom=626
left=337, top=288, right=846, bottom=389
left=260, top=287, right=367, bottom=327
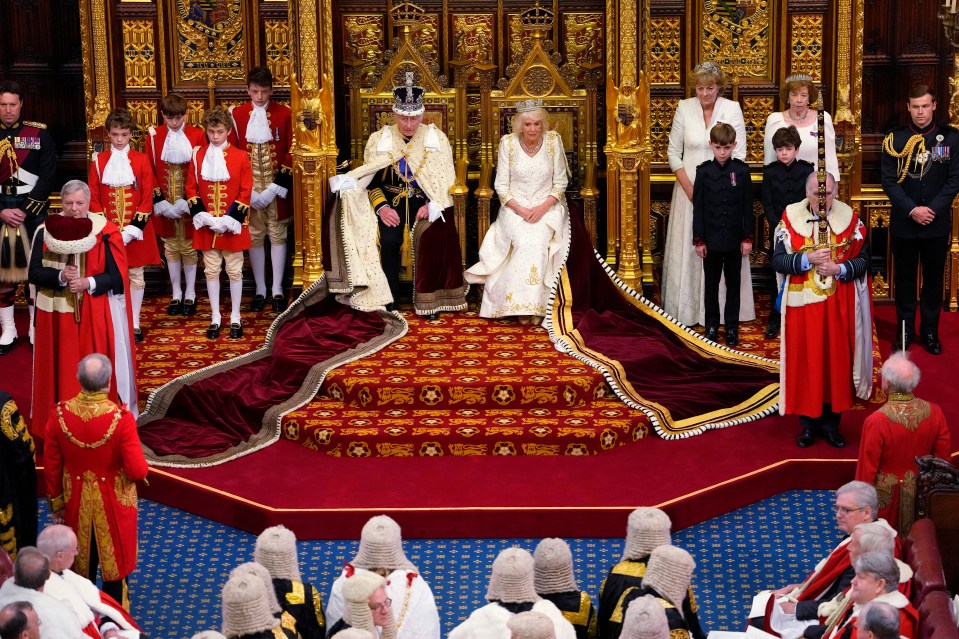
left=327, top=568, right=398, bottom=639
left=533, top=538, right=596, bottom=639
left=254, top=525, right=326, bottom=639
left=192, top=632, right=228, bottom=639
left=616, top=546, right=705, bottom=639
left=598, top=508, right=672, bottom=639
left=449, top=547, right=576, bottom=639
left=231, top=562, right=305, bottom=636
left=621, top=596, right=668, bottom=639
left=508, top=611, right=557, bottom=639
left=326, top=515, right=440, bottom=639
left=221, top=571, right=294, bottom=638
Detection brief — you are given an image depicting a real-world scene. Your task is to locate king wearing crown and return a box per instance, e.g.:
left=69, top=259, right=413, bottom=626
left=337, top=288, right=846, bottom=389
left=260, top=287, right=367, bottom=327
left=327, top=72, right=467, bottom=317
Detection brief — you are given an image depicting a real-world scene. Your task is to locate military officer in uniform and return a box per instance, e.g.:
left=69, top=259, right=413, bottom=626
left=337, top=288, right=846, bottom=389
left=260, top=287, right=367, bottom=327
left=881, top=85, right=959, bottom=355
left=0, top=81, right=56, bottom=354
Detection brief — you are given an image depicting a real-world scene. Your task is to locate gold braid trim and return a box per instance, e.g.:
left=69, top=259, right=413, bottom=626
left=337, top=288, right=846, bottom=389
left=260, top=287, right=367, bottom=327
left=882, top=132, right=926, bottom=184
left=57, top=403, right=122, bottom=449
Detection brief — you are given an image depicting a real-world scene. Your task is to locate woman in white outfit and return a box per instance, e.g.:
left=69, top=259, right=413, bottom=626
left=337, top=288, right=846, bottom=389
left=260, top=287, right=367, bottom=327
left=465, top=101, right=570, bottom=325
left=661, top=62, right=756, bottom=327
left=763, top=74, right=840, bottom=180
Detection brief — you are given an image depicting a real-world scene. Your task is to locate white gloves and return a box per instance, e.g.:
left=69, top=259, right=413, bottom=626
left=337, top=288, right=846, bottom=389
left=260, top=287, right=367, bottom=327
left=329, top=175, right=357, bottom=193
left=251, top=185, right=281, bottom=210
left=217, top=215, right=242, bottom=234
left=153, top=200, right=174, bottom=218
left=266, top=182, right=287, bottom=200
left=172, top=199, right=190, bottom=216
left=427, top=202, right=445, bottom=223
left=120, top=225, right=143, bottom=245
left=250, top=190, right=263, bottom=210
left=193, top=211, right=215, bottom=230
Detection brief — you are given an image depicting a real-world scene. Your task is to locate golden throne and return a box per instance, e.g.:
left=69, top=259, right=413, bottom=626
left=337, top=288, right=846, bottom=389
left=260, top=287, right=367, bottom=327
left=343, top=2, right=470, bottom=279
left=474, top=3, right=601, bottom=248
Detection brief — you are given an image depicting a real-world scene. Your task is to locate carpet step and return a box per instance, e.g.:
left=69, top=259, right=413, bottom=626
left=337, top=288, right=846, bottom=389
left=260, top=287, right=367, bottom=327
left=281, top=396, right=651, bottom=457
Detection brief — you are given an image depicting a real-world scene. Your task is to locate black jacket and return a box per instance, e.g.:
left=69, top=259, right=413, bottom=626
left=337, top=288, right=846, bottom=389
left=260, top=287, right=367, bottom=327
left=692, top=157, right=754, bottom=252
left=761, top=159, right=814, bottom=227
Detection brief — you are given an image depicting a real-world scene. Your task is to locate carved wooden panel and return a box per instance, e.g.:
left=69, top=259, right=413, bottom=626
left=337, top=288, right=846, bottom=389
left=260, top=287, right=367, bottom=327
left=743, top=96, right=775, bottom=165
left=648, top=17, right=682, bottom=85
left=265, top=19, right=292, bottom=87
left=789, top=14, right=824, bottom=81
left=452, top=13, right=496, bottom=84
left=125, top=99, right=158, bottom=152
left=650, top=97, right=680, bottom=165
left=170, top=0, right=249, bottom=83
left=563, top=13, right=604, bottom=82
left=343, top=14, right=386, bottom=87
left=122, top=20, right=157, bottom=89
left=698, top=0, right=775, bottom=81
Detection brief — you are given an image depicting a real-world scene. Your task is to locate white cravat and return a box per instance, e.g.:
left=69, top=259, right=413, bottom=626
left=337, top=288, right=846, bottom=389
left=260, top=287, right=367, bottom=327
left=101, top=144, right=135, bottom=187
left=201, top=141, right=231, bottom=182
left=246, top=102, right=272, bottom=144
left=161, top=126, right=193, bottom=164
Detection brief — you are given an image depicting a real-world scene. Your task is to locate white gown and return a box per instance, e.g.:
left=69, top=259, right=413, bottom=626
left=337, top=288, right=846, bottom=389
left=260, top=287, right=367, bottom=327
left=465, top=131, right=570, bottom=318
left=661, top=96, right=756, bottom=326
left=763, top=110, right=840, bottom=181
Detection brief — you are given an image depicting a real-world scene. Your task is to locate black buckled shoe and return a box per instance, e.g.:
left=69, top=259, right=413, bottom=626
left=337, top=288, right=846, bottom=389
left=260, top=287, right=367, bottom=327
left=725, top=329, right=739, bottom=347
left=182, top=299, right=197, bottom=316
left=207, top=323, right=220, bottom=340
left=704, top=326, right=719, bottom=342
left=824, top=430, right=846, bottom=448
left=922, top=330, right=942, bottom=355
left=133, top=327, right=145, bottom=343
left=167, top=299, right=183, bottom=316
left=796, top=428, right=815, bottom=448
left=0, top=338, right=17, bottom=356
left=229, top=322, right=243, bottom=339
left=250, top=294, right=266, bottom=312
left=764, top=318, right=779, bottom=339
left=271, top=294, right=286, bottom=312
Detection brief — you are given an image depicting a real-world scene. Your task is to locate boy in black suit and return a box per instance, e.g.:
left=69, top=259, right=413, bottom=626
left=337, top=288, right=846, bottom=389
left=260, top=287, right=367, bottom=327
left=693, top=123, right=754, bottom=346
left=761, top=125, right=814, bottom=338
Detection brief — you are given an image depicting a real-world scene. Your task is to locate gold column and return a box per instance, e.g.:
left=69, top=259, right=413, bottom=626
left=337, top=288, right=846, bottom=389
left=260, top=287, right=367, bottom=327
left=290, top=0, right=339, bottom=288
left=474, top=62, right=498, bottom=243
left=450, top=57, right=472, bottom=264
left=580, top=63, right=602, bottom=246
left=79, top=0, right=114, bottom=145
left=940, top=15, right=959, bottom=311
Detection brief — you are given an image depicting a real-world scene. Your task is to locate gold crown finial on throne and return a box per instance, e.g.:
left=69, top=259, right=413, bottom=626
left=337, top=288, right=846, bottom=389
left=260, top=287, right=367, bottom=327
left=520, top=2, right=554, bottom=33
left=391, top=1, right=426, bottom=28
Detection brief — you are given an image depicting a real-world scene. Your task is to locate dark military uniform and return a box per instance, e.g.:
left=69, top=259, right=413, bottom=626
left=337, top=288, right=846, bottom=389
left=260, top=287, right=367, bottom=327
left=541, top=591, right=597, bottom=639
left=881, top=121, right=959, bottom=348
left=0, top=118, right=56, bottom=278
left=367, top=147, right=428, bottom=305
left=272, top=577, right=326, bottom=639
left=692, top=157, right=754, bottom=332
left=0, top=389, right=37, bottom=559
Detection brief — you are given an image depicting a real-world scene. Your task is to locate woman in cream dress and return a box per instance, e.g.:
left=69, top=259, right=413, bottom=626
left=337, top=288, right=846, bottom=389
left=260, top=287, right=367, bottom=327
left=465, top=104, right=570, bottom=324
left=661, top=62, right=756, bottom=327
left=763, top=74, right=840, bottom=180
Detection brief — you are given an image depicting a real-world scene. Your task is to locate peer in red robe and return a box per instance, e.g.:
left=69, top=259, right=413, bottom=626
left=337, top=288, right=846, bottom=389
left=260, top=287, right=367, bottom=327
left=28, top=183, right=136, bottom=442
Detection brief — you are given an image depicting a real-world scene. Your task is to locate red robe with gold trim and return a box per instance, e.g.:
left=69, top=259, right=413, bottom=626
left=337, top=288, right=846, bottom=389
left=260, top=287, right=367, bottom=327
left=43, top=390, right=148, bottom=582
left=28, top=215, right=135, bottom=440
left=855, top=397, right=951, bottom=533
left=88, top=149, right=161, bottom=267
left=186, top=144, right=253, bottom=252
left=146, top=124, right=206, bottom=239
left=228, top=101, right=293, bottom=220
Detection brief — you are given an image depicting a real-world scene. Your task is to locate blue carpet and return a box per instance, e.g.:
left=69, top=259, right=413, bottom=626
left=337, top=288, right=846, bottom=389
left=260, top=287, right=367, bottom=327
left=35, top=489, right=842, bottom=639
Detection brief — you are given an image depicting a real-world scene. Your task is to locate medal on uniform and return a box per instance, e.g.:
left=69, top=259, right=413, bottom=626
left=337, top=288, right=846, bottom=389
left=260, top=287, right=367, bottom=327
left=730, top=172, right=737, bottom=187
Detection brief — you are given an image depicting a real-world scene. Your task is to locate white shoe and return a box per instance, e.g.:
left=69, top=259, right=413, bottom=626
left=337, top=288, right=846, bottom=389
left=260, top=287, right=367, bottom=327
left=0, top=306, right=18, bottom=355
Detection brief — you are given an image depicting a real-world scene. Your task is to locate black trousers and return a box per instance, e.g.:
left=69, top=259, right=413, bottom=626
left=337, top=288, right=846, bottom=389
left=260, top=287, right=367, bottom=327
left=378, top=207, right=410, bottom=303
left=891, top=233, right=949, bottom=337
left=703, top=248, right=741, bottom=330
left=87, top=529, right=128, bottom=608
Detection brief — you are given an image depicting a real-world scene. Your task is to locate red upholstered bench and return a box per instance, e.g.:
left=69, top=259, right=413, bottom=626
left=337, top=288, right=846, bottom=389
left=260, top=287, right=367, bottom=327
left=906, top=518, right=948, bottom=607
left=917, top=590, right=958, bottom=639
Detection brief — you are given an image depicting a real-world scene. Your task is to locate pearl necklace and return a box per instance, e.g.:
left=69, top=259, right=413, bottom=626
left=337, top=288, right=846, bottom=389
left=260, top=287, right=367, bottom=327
left=786, top=109, right=810, bottom=124
left=519, top=136, right=543, bottom=155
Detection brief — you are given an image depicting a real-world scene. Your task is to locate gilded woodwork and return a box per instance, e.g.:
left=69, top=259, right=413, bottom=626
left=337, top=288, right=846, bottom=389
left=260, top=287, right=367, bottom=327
left=648, top=18, right=682, bottom=85
left=125, top=100, right=158, bottom=152
left=265, top=20, right=293, bottom=87
left=413, top=14, right=441, bottom=68
left=789, top=14, right=824, bottom=81
left=698, top=0, right=774, bottom=81
left=121, top=20, right=157, bottom=89
left=618, top=0, right=637, bottom=87
left=452, top=14, right=496, bottom=84
left=343, top=15, right=386, bottom=88
left=80, top=0, right=112, bottom=134
left=649, top=97, right=679, bottom=166
left=563, top=13, right=604, bottom=83
left=187, top=100, right=206, bottom=127
left=171, top=0, right=248, bottom=83
left=466, top=94, right=483, bottom=167
left=742, top=96, right=774, bottom=165
left=649, top=200, right=670, bottom=259
left=941, top=19, right=959, bottom=310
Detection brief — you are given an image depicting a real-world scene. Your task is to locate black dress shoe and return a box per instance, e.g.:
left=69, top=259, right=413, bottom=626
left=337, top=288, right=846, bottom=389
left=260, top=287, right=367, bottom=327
left=892, top=336, right=911, bottom=353
left=922, top=331, right=942, bottom=355
left=725, top=329, right=739, bottom=347
left=133, top=328, right=144, bottom=343
left=167, top=299, right=183, bottom=316
left=385, top=302, right=398, bottom=312
left=704, top=326, right=719, bottom=342
left=250, top=294, right=266, bottom=312
left=824, top=431, right=846, bottom=448
left=271, top=294, right=286, bottom=312
left=229, top=322, right=243, bottom=339
left=796, top=429, right=815, bottom=448
left=764, top=319, right=779, bottom=339
left=426, top=312, right=440, bottom=321
left=207, top=323, right=220, bottom=340
left=0, top=338, right=17, bottom=356
left=182, top=299, right=197, bottom=316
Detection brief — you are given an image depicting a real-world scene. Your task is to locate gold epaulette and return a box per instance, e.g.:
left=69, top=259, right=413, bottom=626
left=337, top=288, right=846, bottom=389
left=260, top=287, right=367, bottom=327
left=22, top=120, right=47, bottom=130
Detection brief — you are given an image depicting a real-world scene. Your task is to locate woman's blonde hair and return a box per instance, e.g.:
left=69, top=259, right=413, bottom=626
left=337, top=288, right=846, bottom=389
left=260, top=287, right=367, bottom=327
left=781, top=78, right=819, bottom=108
left=688, top=61, right=728, bottom=93
left=512, top=108, right=551, bottom=136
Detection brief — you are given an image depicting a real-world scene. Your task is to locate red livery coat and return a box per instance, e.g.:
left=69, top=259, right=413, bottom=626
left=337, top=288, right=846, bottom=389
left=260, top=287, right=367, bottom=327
left=146, top=124, right=206, bottom=239
left=88, top=149, right=162, bottom=267
left=228, top=101, right=293, bottom=221
left=43, top=391, right=148, bottom=582
left=185, top=144, right=253, bottom=252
